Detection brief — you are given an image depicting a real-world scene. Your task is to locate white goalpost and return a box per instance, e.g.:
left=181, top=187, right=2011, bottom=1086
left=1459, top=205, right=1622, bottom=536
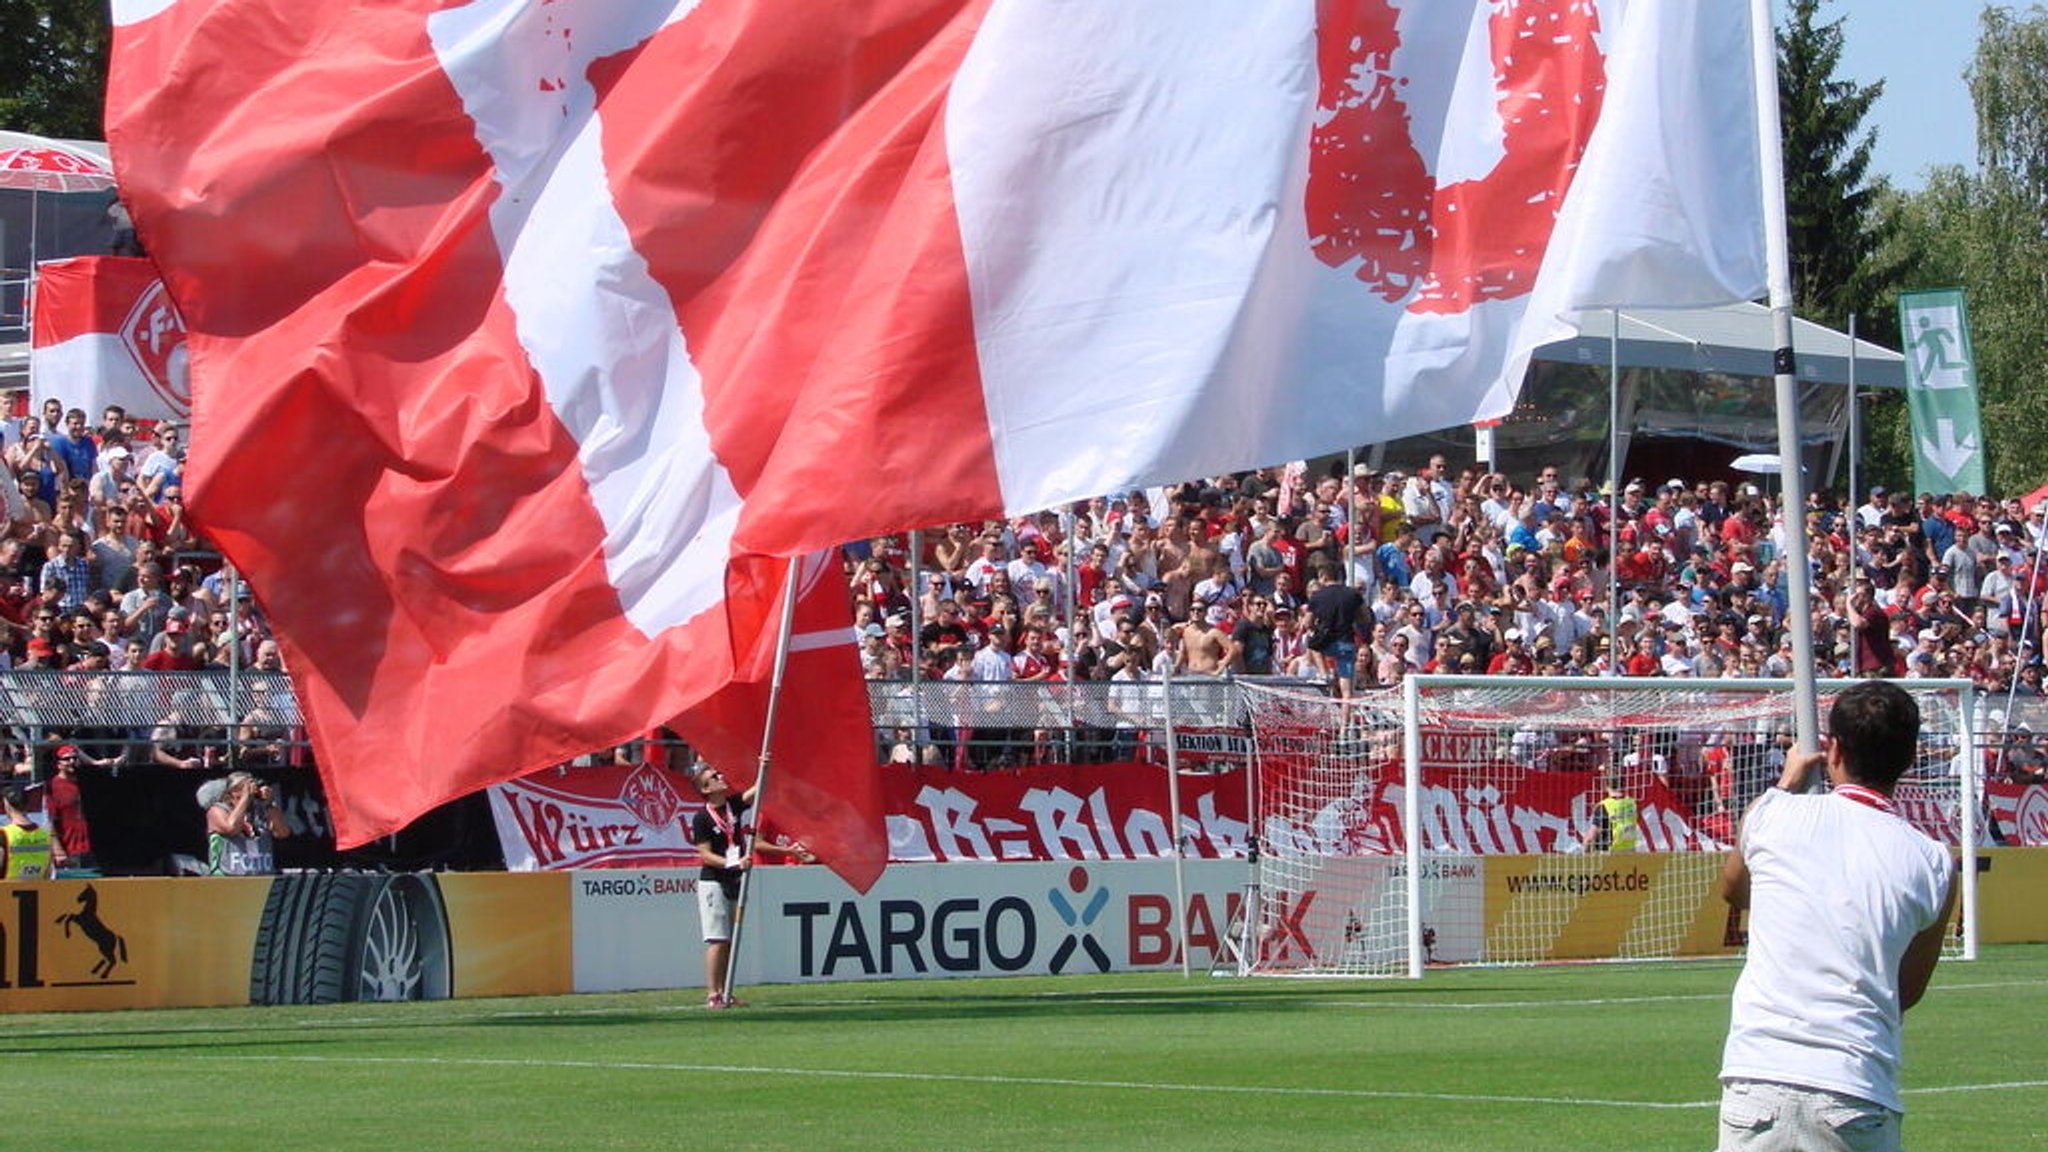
left=1234, top=675, right=1981, bottom=978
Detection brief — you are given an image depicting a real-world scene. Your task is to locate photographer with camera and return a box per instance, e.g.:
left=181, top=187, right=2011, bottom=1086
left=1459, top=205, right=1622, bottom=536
left=200, top=770, right=292, bottom=876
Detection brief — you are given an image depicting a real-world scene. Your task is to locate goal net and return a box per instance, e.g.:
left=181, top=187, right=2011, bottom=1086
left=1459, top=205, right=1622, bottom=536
left=1235, top=676, right=1980, bottom=978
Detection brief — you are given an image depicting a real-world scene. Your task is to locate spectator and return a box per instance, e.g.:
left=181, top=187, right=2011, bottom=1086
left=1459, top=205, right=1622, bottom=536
left=0, top=786, right=52, bottom=879
left=1304, top=561, right=1366, bottom=697
left=136, top=424, right=184, bottom=502
left=46, top=408, right=97, bottom=491
left=201, top=770, right=291, bottom=875
left=44, top=744, right=101, bottom=874
left=39, top=531, right=94, bottom=612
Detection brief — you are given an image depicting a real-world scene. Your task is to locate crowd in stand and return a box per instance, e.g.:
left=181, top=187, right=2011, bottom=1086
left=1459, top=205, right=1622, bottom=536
left=845, top=454, right=2048, bottom=705
left=0, top=396, right=275, bottom=679
left=0, top=397, right=288, bottom=780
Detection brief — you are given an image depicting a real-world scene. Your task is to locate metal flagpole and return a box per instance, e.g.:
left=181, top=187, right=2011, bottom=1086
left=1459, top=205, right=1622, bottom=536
left=723, top=555, right=804, bottom=1003
left=1846, top=314, right=1860, bottom=520
left=1160, top=648, right=1191, bottom=978
left=909, top=529, right=925, bottom=681
left=1750, top=0, right=1822, bottom=754
left=908, top=529, right=925, bottom=761
left=1346, top=448, right=1360, bottom=589
left=226, top=563, right=243, bottom=772
left=1607, top=308, right=1623, bottom=666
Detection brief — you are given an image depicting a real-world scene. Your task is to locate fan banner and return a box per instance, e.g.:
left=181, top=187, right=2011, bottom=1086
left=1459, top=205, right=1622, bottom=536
left=1258, top=754, right=1725, bottom=857
left=29, top=256, right=191, bottom=423
left=482, top=751, right=1861, bottom=869
left=489, top=762, right=708, bottom=871
left=105, top=0, right=1766, bottom=888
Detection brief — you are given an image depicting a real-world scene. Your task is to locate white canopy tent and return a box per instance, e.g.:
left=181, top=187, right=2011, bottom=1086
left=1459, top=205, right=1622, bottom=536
left=1534, top=300, right=1905, bottom=390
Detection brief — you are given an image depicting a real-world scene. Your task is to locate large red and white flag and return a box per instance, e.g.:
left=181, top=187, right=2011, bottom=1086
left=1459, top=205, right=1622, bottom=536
left=105, top=0, right=1766, bottom=884
left=29, top=255, right=191, bottom=423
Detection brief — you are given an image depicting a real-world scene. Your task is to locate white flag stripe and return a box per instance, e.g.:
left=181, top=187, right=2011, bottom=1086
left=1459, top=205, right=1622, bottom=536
left=1513, top=1, right=1767, bottom=360
left=431, top=0, right=738, bottom=639
left=949, top=1, right=1316, bottom=516
left=951, top=0, right=1765, bottom=519
left=31, top=334, right=184, bottom=423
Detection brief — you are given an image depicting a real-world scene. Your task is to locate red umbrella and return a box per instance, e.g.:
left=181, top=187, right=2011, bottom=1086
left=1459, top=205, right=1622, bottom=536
left=2021, top=483, right=2048, bottom=516
left=0, top=135, right=114, bottom=194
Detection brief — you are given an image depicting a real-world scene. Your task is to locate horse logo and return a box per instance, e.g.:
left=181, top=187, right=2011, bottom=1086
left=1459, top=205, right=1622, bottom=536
left=55, top=884, right=128, bottom=979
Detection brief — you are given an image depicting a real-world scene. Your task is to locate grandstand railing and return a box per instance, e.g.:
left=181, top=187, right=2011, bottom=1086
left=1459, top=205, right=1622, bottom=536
left=0, top=666, right=2040, bottom=774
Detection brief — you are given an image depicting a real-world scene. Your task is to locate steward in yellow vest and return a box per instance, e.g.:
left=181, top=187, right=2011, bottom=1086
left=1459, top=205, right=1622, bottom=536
left=2, top=787, right=52, bottom=880
left=1583, top=779, right=1640, bottom=853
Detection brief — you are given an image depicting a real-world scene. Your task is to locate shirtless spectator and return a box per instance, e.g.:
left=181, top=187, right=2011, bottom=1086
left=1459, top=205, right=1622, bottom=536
left=1177, top=607, right=1236, bottom=676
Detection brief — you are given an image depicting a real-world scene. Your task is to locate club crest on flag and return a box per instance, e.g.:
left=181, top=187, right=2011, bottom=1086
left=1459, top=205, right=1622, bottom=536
left=119, top=277, right=190, bottom=414
left=1309, top=0, right=1607, bottom=313
left=620, top=763, right=687, bottom=830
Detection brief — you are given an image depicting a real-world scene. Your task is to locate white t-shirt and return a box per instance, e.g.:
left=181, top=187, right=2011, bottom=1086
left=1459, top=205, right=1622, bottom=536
left=1720, top=788, right=1954, bottom=1112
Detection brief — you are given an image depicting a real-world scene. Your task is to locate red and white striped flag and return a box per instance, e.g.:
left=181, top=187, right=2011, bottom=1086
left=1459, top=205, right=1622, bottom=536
left=29, top=255, right=191, bottom=423
left=105, top=0, right=1766, bottom=885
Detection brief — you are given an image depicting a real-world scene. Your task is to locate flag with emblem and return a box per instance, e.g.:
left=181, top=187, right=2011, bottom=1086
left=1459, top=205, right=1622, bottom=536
left=105, top=0, right=1768, bottom=886
left=29, top=255, right=190, bottom=422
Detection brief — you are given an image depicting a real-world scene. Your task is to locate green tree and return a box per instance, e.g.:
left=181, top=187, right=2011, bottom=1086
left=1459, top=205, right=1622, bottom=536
left=1777, top=0, right=1902, bottom=340
left=1875, top=6, right=2048, bottom=497
left=0, top=0, right=111, bottom=140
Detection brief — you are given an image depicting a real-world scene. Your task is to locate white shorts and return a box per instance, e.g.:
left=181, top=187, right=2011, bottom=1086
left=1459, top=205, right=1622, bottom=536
left=1719, top=1079, right=1900, bottom=1152
left=697, top=878, right=734, bottom=943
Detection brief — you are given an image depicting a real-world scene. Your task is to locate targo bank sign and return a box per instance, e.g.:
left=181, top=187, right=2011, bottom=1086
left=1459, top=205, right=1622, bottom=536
left=568, top=860, right=1249, bottom=986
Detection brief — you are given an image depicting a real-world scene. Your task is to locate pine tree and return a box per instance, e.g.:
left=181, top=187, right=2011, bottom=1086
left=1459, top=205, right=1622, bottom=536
left=1778, top=0, right=1902, bottom=342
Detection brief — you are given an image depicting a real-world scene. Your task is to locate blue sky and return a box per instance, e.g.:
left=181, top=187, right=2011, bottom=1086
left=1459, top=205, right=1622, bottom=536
left=1829, top=0, right=1979, bottom=189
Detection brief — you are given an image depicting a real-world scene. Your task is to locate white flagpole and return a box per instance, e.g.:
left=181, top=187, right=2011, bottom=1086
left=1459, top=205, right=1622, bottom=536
left=724, top=555, right=805, bottom=1002
left=1750, top=0, right=1822, bottom=754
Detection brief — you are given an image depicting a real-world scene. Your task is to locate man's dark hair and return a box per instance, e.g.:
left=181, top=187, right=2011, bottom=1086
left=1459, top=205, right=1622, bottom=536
left=1828, top=680, right=1921, bottom=790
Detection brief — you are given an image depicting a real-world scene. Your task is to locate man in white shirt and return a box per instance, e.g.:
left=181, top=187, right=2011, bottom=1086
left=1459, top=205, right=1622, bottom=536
left=1402, top=455, right=1454, bottom=546
left=1716, top=680, right=1957, bottom=1151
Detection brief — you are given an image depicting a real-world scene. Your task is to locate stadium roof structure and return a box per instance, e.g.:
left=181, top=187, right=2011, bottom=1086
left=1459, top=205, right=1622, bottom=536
left=1534, top=301, right=1905, bottom=390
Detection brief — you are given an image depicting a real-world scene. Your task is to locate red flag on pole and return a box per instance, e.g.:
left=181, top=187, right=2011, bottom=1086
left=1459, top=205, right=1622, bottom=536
left=105, top=0, right=1765, bottom=893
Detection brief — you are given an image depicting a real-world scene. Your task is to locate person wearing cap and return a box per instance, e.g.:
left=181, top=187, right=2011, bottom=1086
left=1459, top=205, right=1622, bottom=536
left=1402, top=456, right=1453, bottom=546
left=204, top=769, right=291, bottom=876
left=858, top=624, right=900, bottom=680
left=1376, top=472, right=1409, bottom=544
left=44, top=743, right=105, bottom=875
left=1487, top=628, right=1535, bottom=676
left=142, top=606, right=206, bottom=672
left=87, top=444, right=136, bottom=510
left=1, top=785, right=52, bottom=880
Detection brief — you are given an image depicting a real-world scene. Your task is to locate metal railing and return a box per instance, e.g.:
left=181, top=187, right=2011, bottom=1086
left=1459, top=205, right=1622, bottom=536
left=0, top=666, right=2040, bottom=775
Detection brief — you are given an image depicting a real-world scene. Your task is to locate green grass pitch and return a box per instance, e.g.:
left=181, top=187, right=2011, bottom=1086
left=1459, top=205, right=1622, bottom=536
left=8, top=946, right=2043, bottom=1151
